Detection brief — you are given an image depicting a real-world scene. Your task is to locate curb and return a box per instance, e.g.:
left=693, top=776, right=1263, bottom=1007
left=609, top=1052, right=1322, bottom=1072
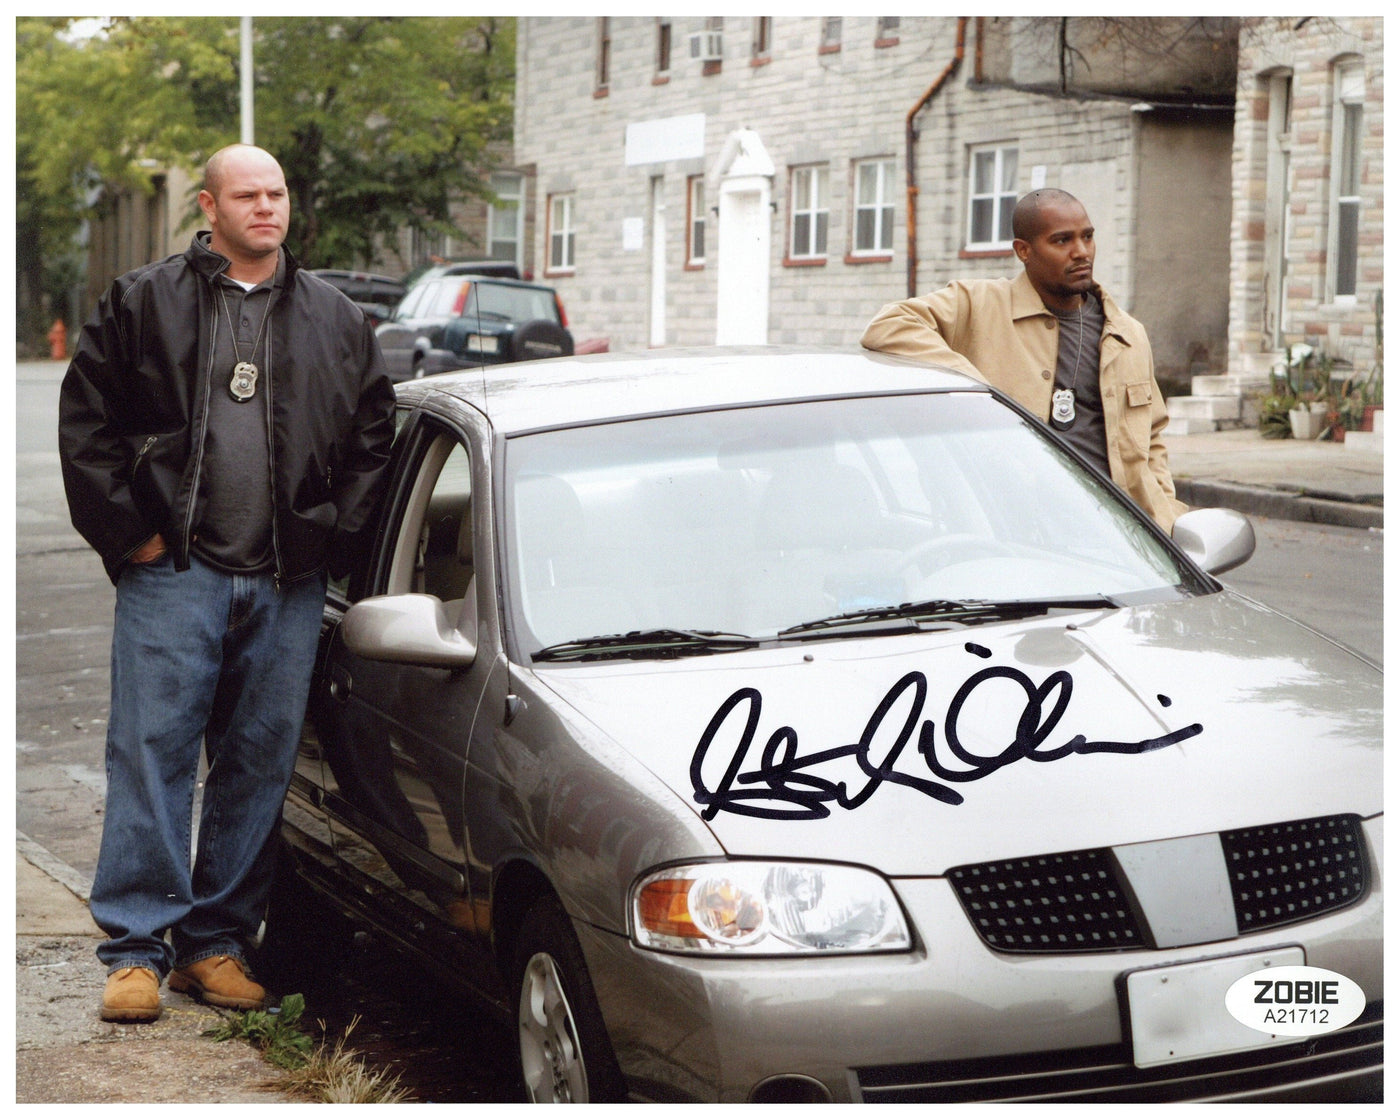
left=1176, top=479, right=1383, bottom=531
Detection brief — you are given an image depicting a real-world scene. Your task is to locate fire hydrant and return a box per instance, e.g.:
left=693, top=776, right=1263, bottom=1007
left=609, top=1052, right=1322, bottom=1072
left=47, top=320, right=67, bottom=361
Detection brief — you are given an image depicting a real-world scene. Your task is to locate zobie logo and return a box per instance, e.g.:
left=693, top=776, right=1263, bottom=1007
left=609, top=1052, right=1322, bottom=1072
left=1225, top=966, right=1365, bottom=1037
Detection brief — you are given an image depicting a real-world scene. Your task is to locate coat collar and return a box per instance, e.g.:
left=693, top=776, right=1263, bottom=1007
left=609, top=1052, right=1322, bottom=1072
left=186, top=231, right=300, bottom=284
left=1010, top=269, right=1131, bottom=346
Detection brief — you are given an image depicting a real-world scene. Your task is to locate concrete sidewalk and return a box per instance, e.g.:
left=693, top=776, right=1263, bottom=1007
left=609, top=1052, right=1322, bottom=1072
left=1165, top=425, right=1383, bottom=529
left=14, top=837, right=298, bottom=1104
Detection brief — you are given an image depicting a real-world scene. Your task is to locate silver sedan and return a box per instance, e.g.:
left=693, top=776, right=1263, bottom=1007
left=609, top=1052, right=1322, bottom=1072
left=277, top=348, right=1381, bottom=1102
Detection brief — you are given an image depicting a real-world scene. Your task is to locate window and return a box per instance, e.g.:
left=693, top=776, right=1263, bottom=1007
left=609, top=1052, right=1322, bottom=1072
left=548, top=194, right=575, bottom=273
left=595, top=17, right=611, bottom=96
left=656, top=18, right=672, bottom=80
left=1330, top=61, right=1364, bottom=300
left=752, top=17, right=772, bottom=63
left=686, top=177, right=706, bottom=267
left=852, top=158, right=896, bottom=257
left=703, top=16, right=723, bottom=77
left=820, top=17, right=842, bottom=54
left=967, top=146, right=1018, bottom=249
left=875, top=16, right=900, bottom=47
left=789, top=165, right=829, bottom=261
left=486, top=172, right=523, bottom=267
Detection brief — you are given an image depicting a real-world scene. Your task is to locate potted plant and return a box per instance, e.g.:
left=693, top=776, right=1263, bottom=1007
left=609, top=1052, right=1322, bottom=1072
left=1285, top=344, right=1330, bottom=439
left=1257, top=370, right=1297, bottom=440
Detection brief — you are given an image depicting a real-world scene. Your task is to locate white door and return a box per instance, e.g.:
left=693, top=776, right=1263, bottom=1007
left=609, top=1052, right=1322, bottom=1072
left=715, top=176, right=770, bottom=346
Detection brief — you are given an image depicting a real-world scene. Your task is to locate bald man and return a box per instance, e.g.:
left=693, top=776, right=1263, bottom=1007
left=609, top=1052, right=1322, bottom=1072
left=60, top=144, right=397, bottom=1021
left=862, top=189, right=1185, bottom=531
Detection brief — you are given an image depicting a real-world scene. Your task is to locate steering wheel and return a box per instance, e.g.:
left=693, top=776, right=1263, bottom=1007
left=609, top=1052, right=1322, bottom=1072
left=897, top=533, right=1004, bottom=579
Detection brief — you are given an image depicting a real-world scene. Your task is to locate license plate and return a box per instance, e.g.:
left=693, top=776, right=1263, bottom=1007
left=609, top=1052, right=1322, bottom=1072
left=468, top=334, right=498, bottom=354
left=1125, top=946, right=1304, bottom=1067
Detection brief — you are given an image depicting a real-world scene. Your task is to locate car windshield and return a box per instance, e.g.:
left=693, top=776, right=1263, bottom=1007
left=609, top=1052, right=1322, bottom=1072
left=503, top=392, right=1196, bottom=658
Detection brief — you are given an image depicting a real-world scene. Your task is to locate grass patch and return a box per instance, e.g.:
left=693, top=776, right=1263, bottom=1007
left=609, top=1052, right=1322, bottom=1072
left=206, top=993, right=412, bottom=1103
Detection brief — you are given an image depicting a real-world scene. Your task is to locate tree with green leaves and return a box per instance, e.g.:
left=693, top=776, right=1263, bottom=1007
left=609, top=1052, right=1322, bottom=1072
left=16, top=16, right=515, bottom=343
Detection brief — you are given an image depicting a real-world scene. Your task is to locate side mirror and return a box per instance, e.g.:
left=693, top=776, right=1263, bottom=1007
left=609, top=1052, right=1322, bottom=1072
left=1171, top=508, right=1256, bottom=575
left=341, top=593, right=477, bottom=668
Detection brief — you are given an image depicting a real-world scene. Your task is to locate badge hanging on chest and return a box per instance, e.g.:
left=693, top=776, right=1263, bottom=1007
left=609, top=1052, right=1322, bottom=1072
left=1051, top=387, right=1076, bottom=428
left=230, top=361, right=259, bottom=402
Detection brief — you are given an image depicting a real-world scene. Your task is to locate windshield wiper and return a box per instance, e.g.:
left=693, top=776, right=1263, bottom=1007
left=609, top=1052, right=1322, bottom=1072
left=531, top=628, right=762, bottom=663
left=777, top=595, right=1121, bottom=639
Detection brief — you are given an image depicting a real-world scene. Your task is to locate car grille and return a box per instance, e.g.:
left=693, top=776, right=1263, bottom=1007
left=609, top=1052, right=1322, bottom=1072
left=853, top=1003, right=1382, bottom=1102
left=1221, top=815, right=1369, bottom=935
left=948, top=849, right=1147, bottom=951
left=948, top=814, right=1369, bottom=954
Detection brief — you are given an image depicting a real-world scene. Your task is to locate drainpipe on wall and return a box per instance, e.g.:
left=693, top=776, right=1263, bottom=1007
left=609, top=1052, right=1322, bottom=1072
left=905, top=16, right=969, bottom=298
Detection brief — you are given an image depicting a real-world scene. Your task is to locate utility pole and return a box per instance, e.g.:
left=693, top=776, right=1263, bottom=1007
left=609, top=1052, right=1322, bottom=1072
left=240, top=17, right=254, bottom=144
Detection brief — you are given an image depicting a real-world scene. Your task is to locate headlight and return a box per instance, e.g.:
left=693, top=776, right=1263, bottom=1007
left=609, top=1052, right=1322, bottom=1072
left=632, top=862, right=911, bottom=955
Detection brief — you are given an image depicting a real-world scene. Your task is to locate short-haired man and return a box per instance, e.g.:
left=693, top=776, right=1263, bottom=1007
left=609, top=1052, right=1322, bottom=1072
left=862, top=188, right=1185, bottom=531
left=59, top=144, right=397, bottom=1022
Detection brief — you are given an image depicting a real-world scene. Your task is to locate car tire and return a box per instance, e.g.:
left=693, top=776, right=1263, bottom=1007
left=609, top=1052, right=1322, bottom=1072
left=511, top=895, right=625, bottom=1103
left=508, top=320, right=574, bottom=363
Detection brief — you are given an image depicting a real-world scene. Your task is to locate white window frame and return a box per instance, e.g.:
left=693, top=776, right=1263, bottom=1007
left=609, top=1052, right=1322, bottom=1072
left=852, top=158, right=896, bottom=256
left=548, top=193, right=575, bottom=274
left=486, top=172, right=524, bottom=269
left=790, top=165, right=829, bottom=260
left=686, top=176, right=706, bottom=267
left=1328, top=60, right=1364, bottom=303
left=966, top=145, right=1019, bottom=250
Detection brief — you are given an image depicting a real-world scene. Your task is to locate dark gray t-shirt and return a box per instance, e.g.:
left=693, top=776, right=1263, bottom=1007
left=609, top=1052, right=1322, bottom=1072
left=1050, top=291, right=1109, bottom=477
left=191, top=262, right=280, bottom=573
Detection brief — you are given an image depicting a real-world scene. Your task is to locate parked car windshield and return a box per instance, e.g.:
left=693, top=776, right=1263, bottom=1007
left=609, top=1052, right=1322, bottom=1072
left=503, top=391, right=1195, bottom=656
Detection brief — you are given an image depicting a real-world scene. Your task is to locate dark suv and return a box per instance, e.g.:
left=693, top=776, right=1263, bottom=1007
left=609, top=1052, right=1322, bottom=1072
left=375, top=273, right=572, bottom=381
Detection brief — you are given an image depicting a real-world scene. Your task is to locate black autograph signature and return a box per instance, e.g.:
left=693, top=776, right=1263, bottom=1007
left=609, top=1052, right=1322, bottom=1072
left=690, top=647, right=1202, bottom=820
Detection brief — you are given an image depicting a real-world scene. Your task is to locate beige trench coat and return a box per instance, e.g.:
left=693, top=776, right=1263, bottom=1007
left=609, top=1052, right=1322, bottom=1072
left=861, top=272, right=1187, bottom=531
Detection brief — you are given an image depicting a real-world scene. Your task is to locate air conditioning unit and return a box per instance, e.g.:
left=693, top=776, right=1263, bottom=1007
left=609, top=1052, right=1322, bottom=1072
left=688, top=30, right=723, bottom=63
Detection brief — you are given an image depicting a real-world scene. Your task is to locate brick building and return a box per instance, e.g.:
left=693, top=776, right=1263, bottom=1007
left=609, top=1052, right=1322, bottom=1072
left=1227, top=16, right=1382, bottom=378
left=514, top=16, right=1236, bottom=379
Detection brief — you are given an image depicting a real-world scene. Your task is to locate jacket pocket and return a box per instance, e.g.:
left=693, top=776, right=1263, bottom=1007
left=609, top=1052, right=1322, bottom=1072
left=1121, top=381, right=1154, bottom=462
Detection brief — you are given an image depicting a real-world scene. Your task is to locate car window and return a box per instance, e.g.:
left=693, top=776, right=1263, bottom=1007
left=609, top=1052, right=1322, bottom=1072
left=503, top=392, right=1191, bottom=653
left=394, top=282, right=428, bottom=320
left=386, top=433, right=474, bottom=609
left=466, top=283, right=559, bottom=324
left=422, top=280, right=469, bottom=319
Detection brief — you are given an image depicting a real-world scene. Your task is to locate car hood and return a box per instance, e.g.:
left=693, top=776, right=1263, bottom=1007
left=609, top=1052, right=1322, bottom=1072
left=532, top=592, right=1382, bottom=875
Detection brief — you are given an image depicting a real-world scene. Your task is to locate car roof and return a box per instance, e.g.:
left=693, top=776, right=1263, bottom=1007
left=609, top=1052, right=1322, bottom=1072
left=396, top=347, right=985, bottom=436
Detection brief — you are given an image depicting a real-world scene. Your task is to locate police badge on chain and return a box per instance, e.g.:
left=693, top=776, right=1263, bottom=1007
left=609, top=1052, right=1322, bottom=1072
left=1051, top=387, right=1076, bottom=428
left=230, top=361, right=259, bottom=401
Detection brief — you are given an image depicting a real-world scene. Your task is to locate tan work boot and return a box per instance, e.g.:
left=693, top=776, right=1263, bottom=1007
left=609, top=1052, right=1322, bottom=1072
left=100, top=966, right=162, bottom=1022
left=168, top=955, right=266, bottom=1010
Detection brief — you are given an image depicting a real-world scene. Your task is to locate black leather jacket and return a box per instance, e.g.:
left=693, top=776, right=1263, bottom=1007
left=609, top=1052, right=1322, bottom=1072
left=59, top=234, right=397, bottom=585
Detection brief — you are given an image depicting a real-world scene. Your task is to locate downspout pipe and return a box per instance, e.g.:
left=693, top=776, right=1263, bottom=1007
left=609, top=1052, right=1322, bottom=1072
left=905, top=17, right=969, bottom=297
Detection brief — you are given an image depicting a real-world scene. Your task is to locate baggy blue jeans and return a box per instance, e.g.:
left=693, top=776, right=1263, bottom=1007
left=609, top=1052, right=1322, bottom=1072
left=90, top=553, right=327, bottom=977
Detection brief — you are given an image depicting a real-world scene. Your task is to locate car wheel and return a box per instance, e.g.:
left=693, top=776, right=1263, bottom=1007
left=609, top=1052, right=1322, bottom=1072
left=508, top=320, right=574, bottom=363
left=512, top=895, right=625, bottom=1103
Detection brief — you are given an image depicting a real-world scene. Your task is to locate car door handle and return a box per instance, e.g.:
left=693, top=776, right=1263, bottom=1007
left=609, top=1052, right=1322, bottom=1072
left=329, top=665, right=352, bottom=702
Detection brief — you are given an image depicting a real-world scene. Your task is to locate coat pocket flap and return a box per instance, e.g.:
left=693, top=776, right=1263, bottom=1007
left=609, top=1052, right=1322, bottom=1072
left=1126, top=381, right=1153, bottom=407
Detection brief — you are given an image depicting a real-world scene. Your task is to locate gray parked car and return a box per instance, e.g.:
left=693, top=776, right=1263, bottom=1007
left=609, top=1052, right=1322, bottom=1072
left=275, top=348, right=1382, bottom=1102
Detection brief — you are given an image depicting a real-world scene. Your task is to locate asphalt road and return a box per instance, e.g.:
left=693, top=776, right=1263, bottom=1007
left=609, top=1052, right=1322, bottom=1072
left=13, top=358, right=1384, bottom=1098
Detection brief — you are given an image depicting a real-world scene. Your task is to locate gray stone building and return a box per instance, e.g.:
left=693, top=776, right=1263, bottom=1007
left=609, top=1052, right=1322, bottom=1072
left=514, top=16, right=1237, bottom=379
